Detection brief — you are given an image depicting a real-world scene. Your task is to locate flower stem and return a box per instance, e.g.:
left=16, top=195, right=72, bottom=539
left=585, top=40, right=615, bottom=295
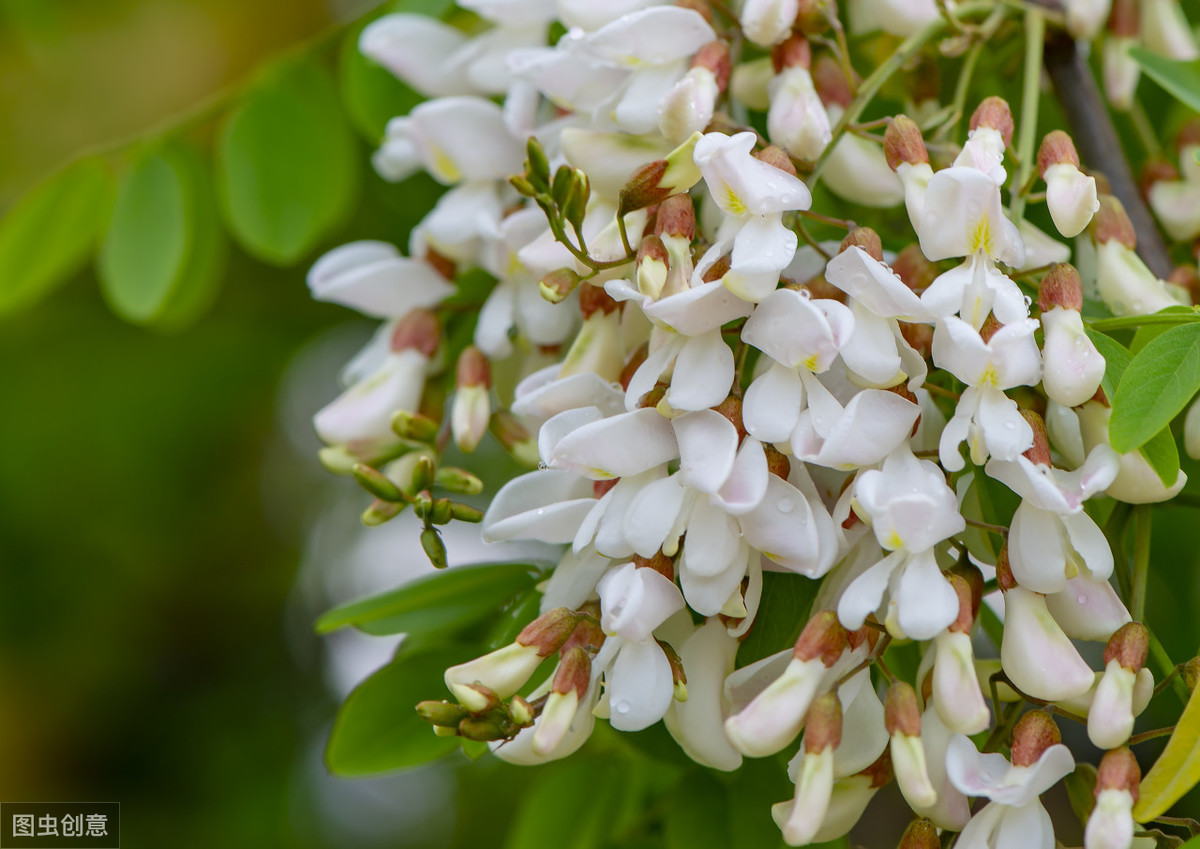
left=1131, top=505, right=1151, bottom=622
left=1087, top=310, right=1200, bottom=331
left=1008, top=8, right=1044, bottom=224
left=1148, top=630, right=1191, bottom=704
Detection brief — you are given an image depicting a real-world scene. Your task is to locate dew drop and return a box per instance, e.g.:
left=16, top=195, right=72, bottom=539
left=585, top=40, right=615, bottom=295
left=798, top=288, right=812, bottom=299
left=1023, top=295, right=1033, bottom=308
left=614, top=700, right=631, bottom=715
left=777, top=497, right=795, bottom=513
left=538, top=461, right=549, bottom=471
left=535, top=508, right=546, bottom=517
left=1077, top=594, right=1087, bottom=604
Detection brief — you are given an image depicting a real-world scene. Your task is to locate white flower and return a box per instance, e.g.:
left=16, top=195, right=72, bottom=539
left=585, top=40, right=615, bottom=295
left=741, top=0, right=800, bottom=46
left=838, top=449, right=964, bottom=639
left=374, top=97, right=524, bottom=184
left=1000, top=586, right=1096, bottom=701
left=663, top=619, right=743, bottom=771
left=1045, top=163, right=1100, bottom=238
left=768, top=66, right=832, bottom=162
left=1040, top=306, right=1106, bottom=407
left=307, top=242, right=455, bottom=319
left=933, top=316, right=1042, bottom=470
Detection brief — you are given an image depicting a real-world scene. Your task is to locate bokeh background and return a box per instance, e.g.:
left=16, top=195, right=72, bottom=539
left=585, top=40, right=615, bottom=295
left=1, top=2, right=1198, bottom=847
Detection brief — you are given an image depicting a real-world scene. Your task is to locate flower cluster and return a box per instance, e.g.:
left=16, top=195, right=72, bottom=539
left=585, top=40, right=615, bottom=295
left=309, top=1, right=1200, bottom=846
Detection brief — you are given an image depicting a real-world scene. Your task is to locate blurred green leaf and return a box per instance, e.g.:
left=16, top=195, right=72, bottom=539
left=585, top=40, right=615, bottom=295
left=1129, top=47, right=1200, bottom=114
left=1133, top=680, right=1200, bottom=821
left=1110, top=323, right=1200, bottom=453
left=665, top=773, right=731, bottom=849
left=503, top=758, right=627, bottom=849
left=1064, top=762, right=1097, bottom=824
left=217, top=60, right=359, bottom=265
left=728, top=757, right=789, bottom=849
left=326, top=645, right=471, bottom=775
left=485, top=587, right=542, bottom=650
left=99, top=145, right=192, bottom=323
left=315, top=561, right=543, bottom=636
left=99, top=144, right=226, bottom=327
left=736, top=572, right=819, bottom=668
left=0, top=158, right=112, bottom=318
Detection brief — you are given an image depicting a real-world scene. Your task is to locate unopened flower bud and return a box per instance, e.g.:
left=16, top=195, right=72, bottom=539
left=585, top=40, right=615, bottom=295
left=777, top=692, right=842, bottom=845
left=1021, top=410, right=1052, bottom=467
left=452, top=347, right=491, bottom=453
left=417, top=699, right=470, bottom=727
left=812, top=54, right=854, bottom=110
left=1104, top=1, right=1140, bottom=108
left=510, top=695, right=535, bottom=727
left=771, top=33, right=812, bottom=73
left=765, top=444, right=792, bottom=479
left=884, top=116, right=929, bottom=170
left=455, top=682, right=500, bottom=714
left=636, top=235, right=671, bottom=299
left=658, top=638, right=689, bottom=701
left=886, top=682, right=937, bottom=808
left=362, top=498, right=404, bottom=526
left=755, top=145, right=800, bottom=177
left=1002, top=586, right=1096, bottom=700
left=435, top=466, right=483, bottom=495
left=533, top=646, right=591, bottom=755
left=659, top=65, right=720, bottom=145
left=805, top=692, right=843, bottom=753
left=390, top=309, right=440, bottom=356
left=1183, top=657, right=1200, bottom=690
left=1104, top=622, right=1149, bottom=672
left=840, top=228, right=883, bottom=262
left=448, top=502, right=483, bottom=523
left=741, top=0, right=801, bottom=46
left=655, top=194, right=696, bottom=242
left=352, top=462, right=405, bottom=502
left=1039, top=263, right=1084, bottom=312
left=540, top=267, right=581, bottom=304
left=391, top=410, right=440, bottom=443
left=970, top=97, right=1015, bottom=148
left=1011, top=709, right=1062, bottom=767
left=517, top=607, right=580, bottom=657
left=898, top=818, right=940, bottom=849
left=458, top=715, right=511, bottom=741
left=1086, top=748, right=1139, bottom=849
left=933, top=575, right=989, bottom=734
left=421, top=526, right=447, bottom=568
left=618, top=133, right=703, bottom=217
left=1039, top=132, right=1099, bottom=237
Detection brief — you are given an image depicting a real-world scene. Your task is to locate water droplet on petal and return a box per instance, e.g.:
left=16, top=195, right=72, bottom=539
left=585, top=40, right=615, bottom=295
left=1076, top=594, right=1087, bottom=604
left=614, top=700, right=631, bottom=715
left=1023, top=295, right=1033, bottom=308
left=777, top=498, right=794, bottom=513
left=535, top=508, right=545, bottom=517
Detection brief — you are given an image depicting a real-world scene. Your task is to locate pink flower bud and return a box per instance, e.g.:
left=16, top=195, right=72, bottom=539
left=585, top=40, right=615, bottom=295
left=1010, top=709, right=1061, bottom=767
left=1086, top=748, right=1140, bottom=849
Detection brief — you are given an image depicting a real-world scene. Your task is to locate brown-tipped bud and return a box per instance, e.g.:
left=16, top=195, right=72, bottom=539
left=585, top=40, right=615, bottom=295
left=898, top=818, right=941, bottom=849
left=841, top=227, right=884, bottom=262
left=1092, top=195, right=1138, bottom=248
left=979, top=313, right=1003, bottom=344
left=391, top=309, right=440, bottom=356
left=638, top=233, right=670, bottom=266
left=804, top=692, right=844, bottom=753
left=510, top=695, right=535, bottom=727
left=884, top=116, right=929, bottom=170
left=540, top=267, right=582, bottom=304
left=970, top=96, right=1015, bottom=148
left=693, top=40, right=731, bottom=90
left=948, top=573, right=976, bottom=634
left=1096, top=747, right=1141, bottom=798
left=862, top=749, right=894, bottom=788
left=1037, top=130, right=1081, bottom=178
left=950, top=559, right=985, bottom=622
left=579, top=282, right=620, bottom=318
left=794, top=610, right=850, bottom=666
left=425, top=246, right=457, bottom=281
left=765, top=444, right=792, bottom=479
left=458, top=715, right=510, bottom=741
left=812, top=54, right=854, bottom=109
left=563, top=604, right=606, bottom=653
left=352, top=463, right=406, bottom=503
left=900, top=321, right=934, bottom=358
left=1103, top=622, right=1149, bottom=672
left=996, top=544, right=1017, bottom=591
left=456, top=346, right=491, bottom=390
left=658, top=638, right=689, bottom=700
left=655, top=194, right=697, bottom=241
left=714, top=395, right=748, bottom=443
left=1020, top=409, right=1051, bottom=467
left=458, top=683, right=500, bottom=713
left=417, top=699, right=470, bottom=727
left=552, top=646, right=591, bottom=698
left=392, top=410, right=440, bottom=442
left=1182, top=657, right=1200, bottom=691
left=771, top=33, right=812, bottom=74
left=517, top=607, right=579, bottom=656
left=1140, top=158, right=1180, bottom=197
left=754, top=145, right=799, bottom=178
left=701, top=253, right=731, bottom=283
left=593, top=478, right=620, bottom=498
left=892, top=244, right=937, bottom=292
left=1108, top=0, right=1138, bottom=36
left=619, top=159, right=670, bottom=216
left=635, top=550, right=675, bottom=581
left=1011, top=710, right=1062, bottom=767
left=1038, top=263, right=1085, bottom=312
left=885, top=682, right=922, bottom=737
left=675, top=0, right=715, bottom=23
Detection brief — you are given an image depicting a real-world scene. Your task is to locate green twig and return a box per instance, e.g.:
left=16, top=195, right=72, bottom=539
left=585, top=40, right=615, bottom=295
left=1009, top=8, right=1044, bottom=224
left=1087, top=310, right=1200, bottom=331
left=1131, top=505, right=1151, bottom=622
left=1148, top=630, right=1191, bottom=704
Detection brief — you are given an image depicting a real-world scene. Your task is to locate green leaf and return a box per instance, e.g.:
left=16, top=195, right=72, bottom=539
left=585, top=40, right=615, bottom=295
left=728, top=757, right=790, bottom=849
left=326, top=645, right=471, bottom=775
left=98, top=144, right=226, bottom=327
left=1141, top=426, right=1181, bottom=487
left=217, top=59, right=359, bottom=265
left=1132, top=680, right=1200, bottom=821
left=1110, top=323, right=1200, bottom=453
left=99, top=145, right=193, bottom=323
left=1129, top=47, right=1200, bottom=114
left=1064, top=762, right=1097, bottom=824
left=0, top=157, right=112, bottom=317
left=1131, top=307, right=1196, bottom=354
left=1086, top=328, right=1132, bottom=399
left=736, top=571, right=820, bottom=668
left=503, top=758, right=628, bottom=849
left=315, top=561, right=543, bottom=636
